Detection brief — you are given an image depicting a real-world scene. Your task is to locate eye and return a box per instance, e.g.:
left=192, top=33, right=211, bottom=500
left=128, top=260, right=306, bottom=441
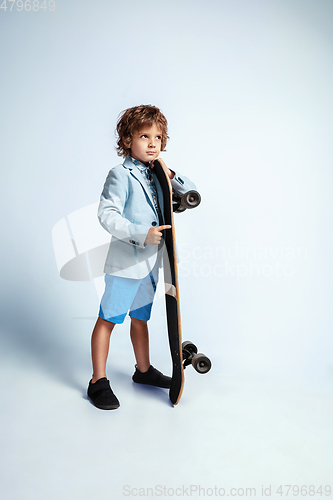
left=156, top=136, right=162, bottom=140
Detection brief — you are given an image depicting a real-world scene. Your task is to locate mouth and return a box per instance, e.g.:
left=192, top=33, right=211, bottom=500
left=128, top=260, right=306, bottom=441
left=146, top=151, right=156, bottom=155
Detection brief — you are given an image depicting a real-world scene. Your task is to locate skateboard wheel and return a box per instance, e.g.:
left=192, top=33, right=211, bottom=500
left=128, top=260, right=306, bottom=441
left=191, top=353, right=212, bottom=374
left=181, top=190, right=201, bottom=209
left=174, top=204, right=187, bottom=214
left=182, top=341, right=198, bottom=355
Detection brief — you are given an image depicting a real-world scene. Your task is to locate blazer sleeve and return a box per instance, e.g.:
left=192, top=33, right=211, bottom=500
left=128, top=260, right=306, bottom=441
left=97, top=167, right=150, bottom=249
left=170, top=170, right=197, bottom=195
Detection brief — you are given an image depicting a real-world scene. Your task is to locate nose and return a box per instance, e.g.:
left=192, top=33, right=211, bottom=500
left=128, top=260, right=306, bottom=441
left=148, top=136, right=156, bottom=147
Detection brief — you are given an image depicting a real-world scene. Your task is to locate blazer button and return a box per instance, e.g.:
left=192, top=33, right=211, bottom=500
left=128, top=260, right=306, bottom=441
left=152, top=221, right=157, bottom=226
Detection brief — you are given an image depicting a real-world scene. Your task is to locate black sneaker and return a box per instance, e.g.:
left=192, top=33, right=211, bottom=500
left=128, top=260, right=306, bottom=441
left=87, top=377, right=120, bottom=410
left=132, top=365, right=171, bottom=389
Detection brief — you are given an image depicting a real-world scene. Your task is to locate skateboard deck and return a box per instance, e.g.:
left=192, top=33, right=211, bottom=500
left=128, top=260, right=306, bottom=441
left=152, top=160, right=206, bottom=405
left=152, top=160, right=184, bottom=404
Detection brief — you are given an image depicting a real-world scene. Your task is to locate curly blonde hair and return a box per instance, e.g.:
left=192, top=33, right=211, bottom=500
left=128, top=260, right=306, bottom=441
left=116, top=105, right=169, bottom=157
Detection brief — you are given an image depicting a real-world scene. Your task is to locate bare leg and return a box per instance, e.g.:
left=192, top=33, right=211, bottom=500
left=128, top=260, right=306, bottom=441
left=91, top=317, right=115, bottom=383
left=130, top=317, right=151, bottom=373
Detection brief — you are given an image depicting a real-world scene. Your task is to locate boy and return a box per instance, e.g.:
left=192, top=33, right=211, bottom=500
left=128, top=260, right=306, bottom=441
left=87, top=105, right=196, bottom=410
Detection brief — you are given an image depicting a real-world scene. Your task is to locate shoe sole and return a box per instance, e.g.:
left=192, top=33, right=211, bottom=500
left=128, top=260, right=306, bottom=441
left=94, top=403, right=120, bottom=410
left=88, top=398, right=120, bottom=410
left=132, top=379, right=171, bottom=389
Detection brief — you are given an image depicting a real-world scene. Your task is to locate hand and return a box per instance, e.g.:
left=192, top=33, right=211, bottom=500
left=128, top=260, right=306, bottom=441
left=151, top=157, right=175, bottom=179
left=145, top=225, right=171, bottom=245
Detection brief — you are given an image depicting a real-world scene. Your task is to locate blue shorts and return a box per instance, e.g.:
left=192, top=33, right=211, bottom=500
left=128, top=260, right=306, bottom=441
left=98, top=264, right=159, bottom=324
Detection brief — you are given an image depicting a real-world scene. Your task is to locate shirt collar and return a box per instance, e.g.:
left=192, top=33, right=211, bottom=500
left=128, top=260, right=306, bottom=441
left=129, top=156, right=149, bottom=171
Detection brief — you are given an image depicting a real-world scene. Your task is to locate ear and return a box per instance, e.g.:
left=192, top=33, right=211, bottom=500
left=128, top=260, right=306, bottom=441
left=123, top=137, right=131, bottom=149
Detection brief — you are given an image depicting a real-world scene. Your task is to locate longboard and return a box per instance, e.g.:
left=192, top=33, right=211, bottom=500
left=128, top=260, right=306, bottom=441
left=152, top=160, right=210, bottom=405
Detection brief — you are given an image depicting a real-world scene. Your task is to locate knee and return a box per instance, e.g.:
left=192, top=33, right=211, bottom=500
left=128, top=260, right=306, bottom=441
left=131, top=316, right=147, bottom=326
left=96, top=316, right=115, bottom=333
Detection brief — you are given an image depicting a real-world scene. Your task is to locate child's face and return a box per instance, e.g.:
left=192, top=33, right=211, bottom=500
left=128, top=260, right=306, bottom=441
left=128, top=123, right=162, bottom=165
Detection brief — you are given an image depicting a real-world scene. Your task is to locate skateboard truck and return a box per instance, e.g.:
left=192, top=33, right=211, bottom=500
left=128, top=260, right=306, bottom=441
left=182, top=341, right=212, bottom=374
left=172, top=190, right=201, bottom=213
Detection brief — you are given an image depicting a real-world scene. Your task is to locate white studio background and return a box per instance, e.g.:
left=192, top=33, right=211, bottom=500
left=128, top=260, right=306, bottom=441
left=1, top=1, right=332, bottom=499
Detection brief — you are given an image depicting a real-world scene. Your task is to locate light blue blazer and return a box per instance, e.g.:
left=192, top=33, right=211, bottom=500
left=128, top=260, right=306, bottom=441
left=98, top=156, right=196, bottom=279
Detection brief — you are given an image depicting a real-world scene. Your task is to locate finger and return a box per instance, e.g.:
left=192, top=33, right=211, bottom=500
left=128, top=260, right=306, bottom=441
left=156, top=225, right=172, bottom=231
